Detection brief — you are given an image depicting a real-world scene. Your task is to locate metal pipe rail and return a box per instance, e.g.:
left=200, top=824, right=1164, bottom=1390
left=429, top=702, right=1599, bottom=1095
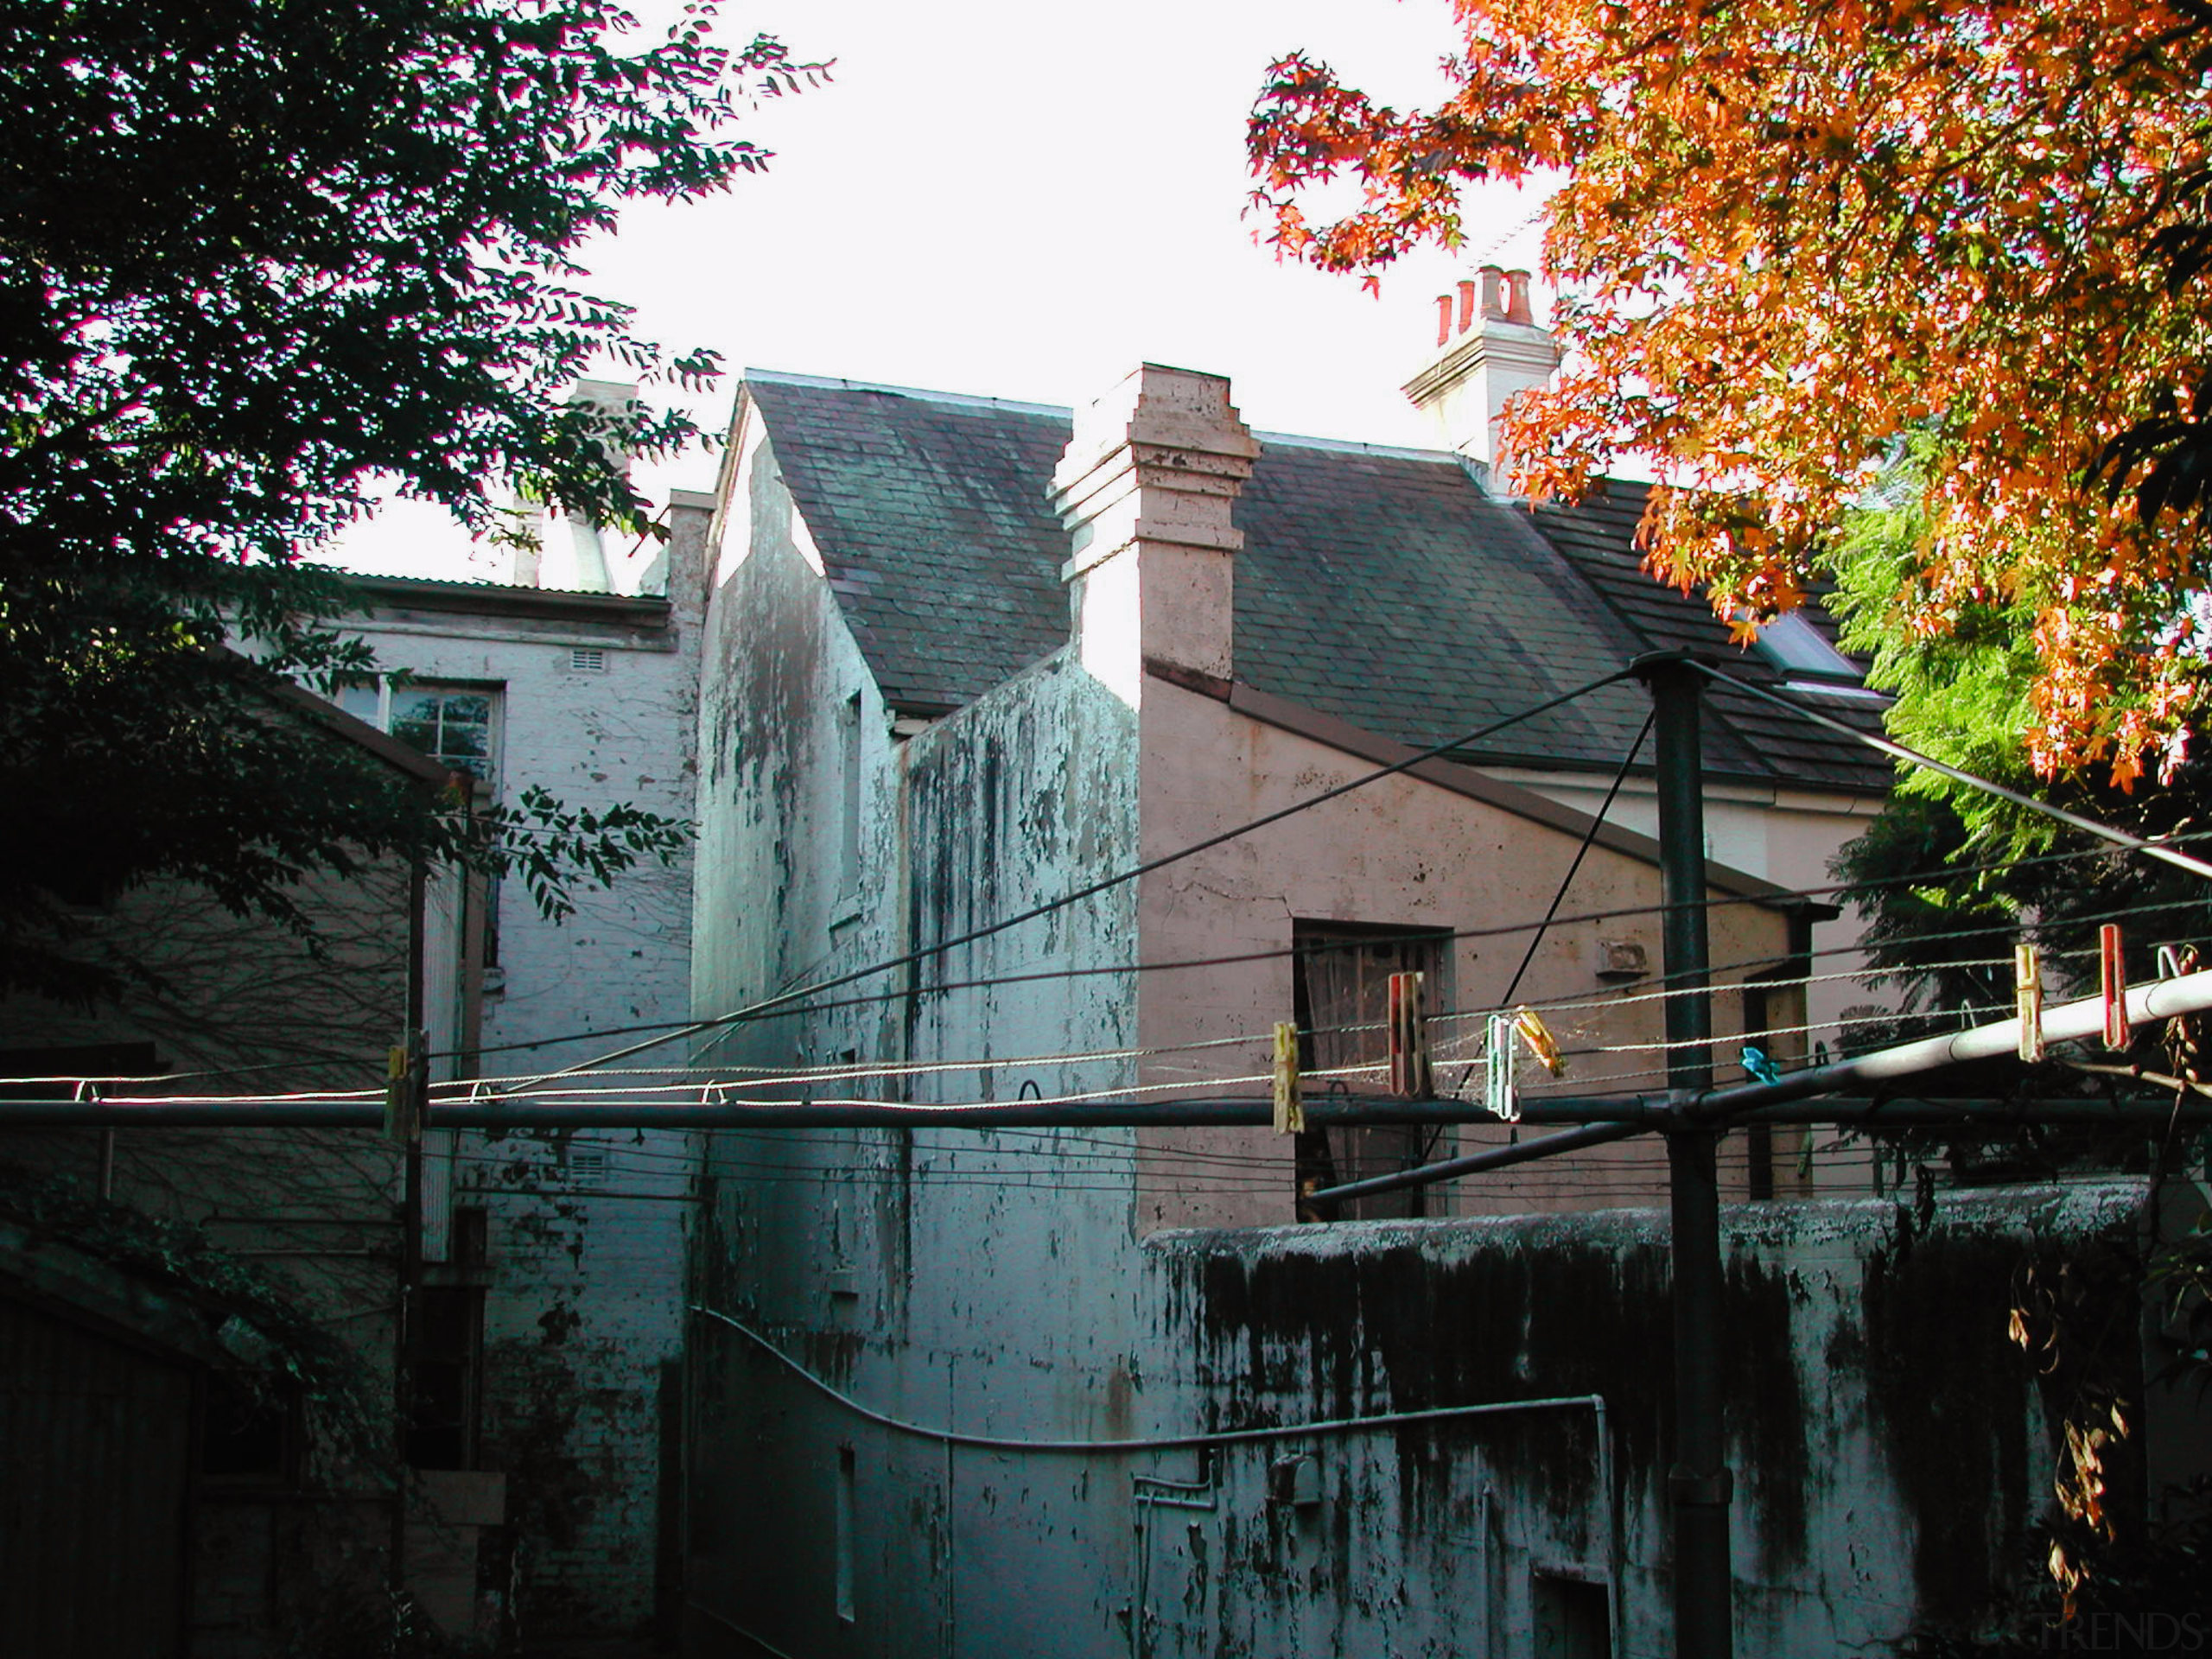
left=4, top=1083, right=2209, bottom=1135
left=0, top=1092, right=1545, bottom=1130
left=1684, top=965, right=2212, bottom=1116
left=1306, top=968, right=2212, bottom=1206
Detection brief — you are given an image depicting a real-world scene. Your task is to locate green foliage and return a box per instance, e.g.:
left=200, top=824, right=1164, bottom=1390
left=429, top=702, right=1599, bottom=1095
left=1828, top=442, right=2212, bottom=1013
left=0, top=0, right=814, bottom=1000
left=1829, top=437, right=2047, bottom=847
left=493, top=784, right=691, bottom=923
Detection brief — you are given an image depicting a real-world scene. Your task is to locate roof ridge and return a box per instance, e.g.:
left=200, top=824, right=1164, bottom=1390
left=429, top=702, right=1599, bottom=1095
left=1251, top=430, right=1458, bottom=464
left=746, top=369, right=1071, bottom=422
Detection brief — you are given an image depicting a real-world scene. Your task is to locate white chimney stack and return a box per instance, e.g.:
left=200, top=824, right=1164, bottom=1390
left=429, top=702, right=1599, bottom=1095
left=1402, top=265, right=1559, bottom=493
left=1048, top=365, right=1257, bottom=709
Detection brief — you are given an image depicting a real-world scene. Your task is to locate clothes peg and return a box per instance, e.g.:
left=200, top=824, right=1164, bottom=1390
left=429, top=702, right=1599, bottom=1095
left=1484, top=1012, right=1520, bottom=1122
left=1272, top=1022, right=1304, bottom=1134
left=1512, top=1006, right=1566, bottom=1077
left=383, top=1031, right=423, bottom=1144
left=2101, top=925, right=2130, bottom=1051
left=1389, top=971, right=1432, bottom=1097
left=2016, top=944, right=2044, bottom=1063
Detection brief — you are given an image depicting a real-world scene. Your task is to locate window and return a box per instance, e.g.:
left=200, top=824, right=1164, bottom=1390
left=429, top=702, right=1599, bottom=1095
left=1745, top=612, right=1888, bottom=701
left=838, top=693, right=863, bottom=897
left=337, top=678, right=501, bottom=786
left=407, top=1284, right=486, bottom=1470
left=1533, top=1573, right=1611, bottom=1659
left=339, top=677, right=505, bottom=964
left=835, top=1444, right=857, bottom=1622
left=391, top=687, right=495, bottom=776
left=1291, top=922, right=1450, bottom=1222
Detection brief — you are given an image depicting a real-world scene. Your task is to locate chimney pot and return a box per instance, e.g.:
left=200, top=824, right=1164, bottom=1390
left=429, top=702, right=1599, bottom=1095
left=1402, top=271, right=1561, bottom=488
left=1435, top=294, right=1454, bottom=348
left=1478, top=266, right=1508, bottom=321
left=1503, top=269, right=1536, bottom=327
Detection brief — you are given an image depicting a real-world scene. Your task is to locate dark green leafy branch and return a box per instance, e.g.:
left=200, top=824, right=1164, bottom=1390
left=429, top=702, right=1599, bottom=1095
left=478, top=784, right=692, bottom=925
left=0, top=0, right=823, bottom=1001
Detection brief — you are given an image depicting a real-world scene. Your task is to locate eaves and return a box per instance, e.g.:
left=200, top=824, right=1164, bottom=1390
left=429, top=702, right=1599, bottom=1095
left=343, top=574, right=672, bottom=632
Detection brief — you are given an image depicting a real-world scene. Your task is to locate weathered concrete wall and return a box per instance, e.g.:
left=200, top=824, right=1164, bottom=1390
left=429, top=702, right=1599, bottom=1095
left=1136, top=1185, right=2139, bottom=1658
left=688, top=391, right=1150, bottom=1655
left=1128, top=678, right=1796, bottom=1232
left=693, top=411, right=902, bottom=1069
left=691, top=1183, right=2141, bottom=1659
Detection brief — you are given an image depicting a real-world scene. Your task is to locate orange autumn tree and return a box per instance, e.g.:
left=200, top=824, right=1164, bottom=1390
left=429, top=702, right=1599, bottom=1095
left=1249, top=1, right=2212, bottom=784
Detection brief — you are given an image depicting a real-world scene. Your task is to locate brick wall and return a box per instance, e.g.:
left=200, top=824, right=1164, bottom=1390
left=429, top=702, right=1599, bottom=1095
left=343, top=512, right=705, bottom=1641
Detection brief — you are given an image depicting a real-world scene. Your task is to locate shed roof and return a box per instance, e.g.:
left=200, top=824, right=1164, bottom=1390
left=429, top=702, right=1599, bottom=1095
left=742, top=371, right=1891, bottom=793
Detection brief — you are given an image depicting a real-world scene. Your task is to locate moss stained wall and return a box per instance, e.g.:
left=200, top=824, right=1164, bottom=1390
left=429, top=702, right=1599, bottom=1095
left=1137, top=1182, right=2143, bottom=1659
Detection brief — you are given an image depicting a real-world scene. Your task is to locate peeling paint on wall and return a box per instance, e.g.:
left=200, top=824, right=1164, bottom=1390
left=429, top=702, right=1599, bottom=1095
left=683, top=391, right=2147, bottom=1659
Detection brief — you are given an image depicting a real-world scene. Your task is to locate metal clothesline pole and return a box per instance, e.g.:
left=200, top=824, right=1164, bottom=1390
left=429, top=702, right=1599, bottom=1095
left=1645, top=653, right=1733, bottom=1659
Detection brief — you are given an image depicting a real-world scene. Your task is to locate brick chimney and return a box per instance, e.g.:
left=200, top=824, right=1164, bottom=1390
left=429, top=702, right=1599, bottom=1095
left=1048, top=365, right=1258, bottom=707
left=1402, top=266, right=1559, bottom=493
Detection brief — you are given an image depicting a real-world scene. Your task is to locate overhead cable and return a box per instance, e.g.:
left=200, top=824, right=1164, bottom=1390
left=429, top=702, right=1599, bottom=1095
left=1692, top=664, right=2212, bottom=883
left=551, top=667, right=1647, bottom=1074
left=417, top=828, right=2212, bottom=1074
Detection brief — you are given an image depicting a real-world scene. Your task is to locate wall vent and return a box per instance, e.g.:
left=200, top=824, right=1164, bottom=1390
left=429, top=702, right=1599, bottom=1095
left=1592, top=938, right=1649, bottom=981
left=569, top=646, right=607, bottom=674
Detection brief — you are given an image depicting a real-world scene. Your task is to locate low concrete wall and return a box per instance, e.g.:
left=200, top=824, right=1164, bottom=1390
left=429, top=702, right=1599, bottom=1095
left=687, top=1181, right=2147, bottom=1659
left=1140, top=1181, right=2144, bottom=1657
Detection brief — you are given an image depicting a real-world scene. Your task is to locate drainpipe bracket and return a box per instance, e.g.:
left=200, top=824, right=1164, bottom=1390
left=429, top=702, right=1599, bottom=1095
left=1667, top=1465, right=1735, bottom=1510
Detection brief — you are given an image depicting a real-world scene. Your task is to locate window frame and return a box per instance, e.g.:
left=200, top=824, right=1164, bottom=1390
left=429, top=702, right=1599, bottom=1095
left=338, top=676, right=503, bottom=791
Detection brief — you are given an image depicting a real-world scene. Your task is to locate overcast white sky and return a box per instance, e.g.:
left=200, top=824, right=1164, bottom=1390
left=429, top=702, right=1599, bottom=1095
left=333, top=0, right=1549, bottom=576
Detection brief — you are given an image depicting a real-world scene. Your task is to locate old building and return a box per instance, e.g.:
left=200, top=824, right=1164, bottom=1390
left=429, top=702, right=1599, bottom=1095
left=0, top=464, right=712, bottom=1654
left=331, top=474, right=712, bottom=1645
left=0, top=690, right=478, bottom=1656
left=666, top=336, right=2101, bottom=1658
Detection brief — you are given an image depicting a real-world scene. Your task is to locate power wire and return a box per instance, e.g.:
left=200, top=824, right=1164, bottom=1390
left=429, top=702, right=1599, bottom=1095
left=416, top=826, right=2212, bottom=1073
left=1692, top=664, right=2212, bottom=884
left=549, top=666, right=1646, bottom=1075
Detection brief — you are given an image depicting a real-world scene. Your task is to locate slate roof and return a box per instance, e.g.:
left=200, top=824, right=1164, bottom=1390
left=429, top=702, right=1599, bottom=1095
left=1529, top=482, right=1893, bottom=791
left=745, top=375, right=1071, bottom=713
left=743, top=371, right=1891, bottom=792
